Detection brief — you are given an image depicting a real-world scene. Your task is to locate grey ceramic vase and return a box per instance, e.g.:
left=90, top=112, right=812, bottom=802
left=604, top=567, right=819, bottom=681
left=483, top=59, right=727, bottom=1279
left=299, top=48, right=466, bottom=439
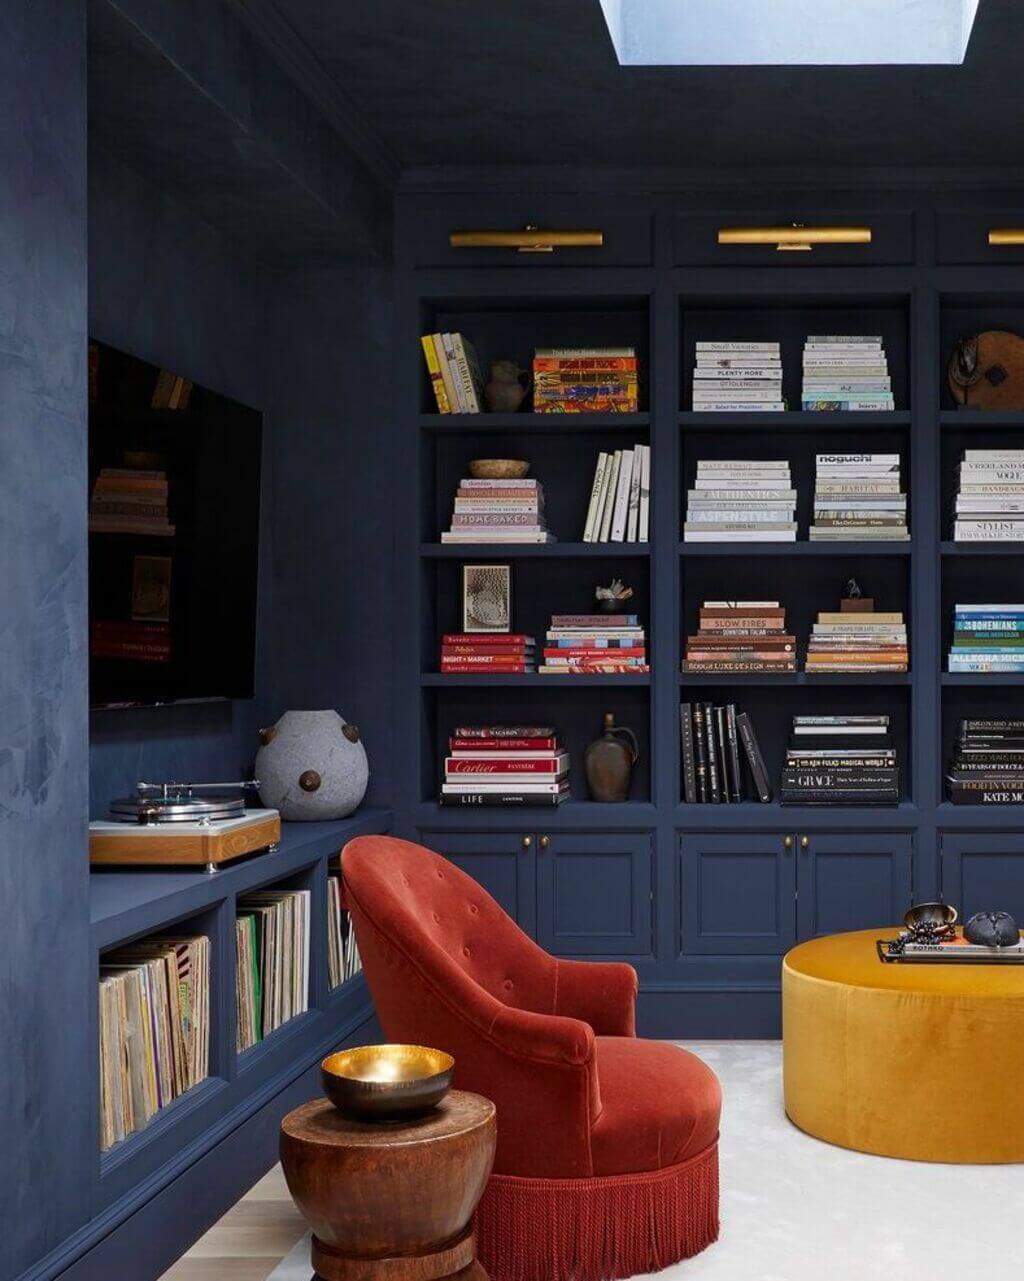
left=255, top=710, right=369, bottom=821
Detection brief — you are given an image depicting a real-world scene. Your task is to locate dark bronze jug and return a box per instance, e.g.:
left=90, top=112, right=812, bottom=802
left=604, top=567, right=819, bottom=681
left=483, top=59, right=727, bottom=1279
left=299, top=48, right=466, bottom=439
left=584, top=712, right=639, bottom=803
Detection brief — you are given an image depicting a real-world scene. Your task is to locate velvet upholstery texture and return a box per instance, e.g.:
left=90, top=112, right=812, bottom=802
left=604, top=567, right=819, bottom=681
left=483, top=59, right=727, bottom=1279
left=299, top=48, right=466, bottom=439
left=342, top=835, right=722, bottom=1279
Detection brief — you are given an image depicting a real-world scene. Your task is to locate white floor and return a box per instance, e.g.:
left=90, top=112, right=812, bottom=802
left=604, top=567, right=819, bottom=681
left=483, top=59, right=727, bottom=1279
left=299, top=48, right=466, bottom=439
left=268, top=1041, right=1024, bottom=1280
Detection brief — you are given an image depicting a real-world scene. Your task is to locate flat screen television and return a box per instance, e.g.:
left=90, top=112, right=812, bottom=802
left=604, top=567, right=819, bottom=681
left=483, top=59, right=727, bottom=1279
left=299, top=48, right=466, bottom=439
left=88, top=341, right=262, bottom=709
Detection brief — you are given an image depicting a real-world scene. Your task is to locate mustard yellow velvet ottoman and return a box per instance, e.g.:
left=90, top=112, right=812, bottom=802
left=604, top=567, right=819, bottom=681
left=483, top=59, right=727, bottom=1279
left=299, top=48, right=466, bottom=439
left=783, top=928, right=1024, bottom=1163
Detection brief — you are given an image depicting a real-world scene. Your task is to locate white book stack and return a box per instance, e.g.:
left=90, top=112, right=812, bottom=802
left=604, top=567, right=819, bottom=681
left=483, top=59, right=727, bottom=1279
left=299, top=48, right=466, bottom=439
left=809, top=453, right=909, bottom=540
left=441, top=477, right=555, bottom=544
left=691, top=342, right=784, bottom=412
left=684, top=459, right=797, bottom=542
left=582, top=444, right=651, bottom=542
left=954, top=450, right=1024, bottom=542
left=802, top=335, right=894, bottom=411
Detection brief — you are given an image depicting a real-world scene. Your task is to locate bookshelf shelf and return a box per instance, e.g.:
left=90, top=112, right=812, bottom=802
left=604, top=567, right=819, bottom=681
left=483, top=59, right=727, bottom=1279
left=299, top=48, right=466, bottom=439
left=940, top=541, right=1024, bottom=556
left=422, top=412, right=650, bottom=433
left=940, top=410, right=1024, bottom=429
left=420, top=673, right=651, bottom=687
left=414, top=801, right=660, bottom=829
left=942, top=673, right=1024, bottom=686
left=678, top=672, right=911, bottom=686
left=672, top=801, right=919, bottom=828
left=680, top=410, right=912, bottom=430
left=678, top=541, right=914, bottom=557
left=420, top=542, right=649, bottom=558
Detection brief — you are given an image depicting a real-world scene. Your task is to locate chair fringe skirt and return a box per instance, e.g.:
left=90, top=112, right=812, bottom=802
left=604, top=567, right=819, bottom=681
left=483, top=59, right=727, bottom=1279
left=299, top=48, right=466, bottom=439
left=475, top=1140, right=719, bottom=1281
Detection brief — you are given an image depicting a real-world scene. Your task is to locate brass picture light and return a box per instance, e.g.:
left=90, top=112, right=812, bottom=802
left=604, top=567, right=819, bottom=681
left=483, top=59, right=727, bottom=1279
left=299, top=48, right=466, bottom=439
left=449, top=225, right=603, bottom=253
left=717, top=224, right=872, bottom=252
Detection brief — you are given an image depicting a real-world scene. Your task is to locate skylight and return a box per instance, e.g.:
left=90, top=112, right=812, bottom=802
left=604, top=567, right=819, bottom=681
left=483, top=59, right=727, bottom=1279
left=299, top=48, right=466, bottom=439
left=598, top=0, right=980, bottom=66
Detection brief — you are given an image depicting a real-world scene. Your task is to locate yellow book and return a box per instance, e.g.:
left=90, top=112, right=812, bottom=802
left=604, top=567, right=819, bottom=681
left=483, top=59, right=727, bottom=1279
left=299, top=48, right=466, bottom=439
left=421, top=334, right=452, bottom=413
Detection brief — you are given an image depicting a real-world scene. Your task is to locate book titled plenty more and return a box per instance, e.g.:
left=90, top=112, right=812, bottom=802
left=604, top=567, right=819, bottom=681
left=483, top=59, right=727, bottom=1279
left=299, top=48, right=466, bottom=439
left=441, top=726, right=569, bottom=806
left=421, top=332, right=485, bottom=413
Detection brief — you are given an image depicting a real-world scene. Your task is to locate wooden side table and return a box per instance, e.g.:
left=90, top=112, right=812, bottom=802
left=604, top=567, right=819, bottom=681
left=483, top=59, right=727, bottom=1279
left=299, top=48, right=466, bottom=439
left=280, top=1090, right=496, bottom=1281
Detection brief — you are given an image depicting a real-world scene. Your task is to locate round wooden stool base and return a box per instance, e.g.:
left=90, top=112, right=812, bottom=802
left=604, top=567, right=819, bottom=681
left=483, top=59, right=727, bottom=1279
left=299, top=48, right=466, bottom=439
left=312, top=1225, right=479, bottom=1281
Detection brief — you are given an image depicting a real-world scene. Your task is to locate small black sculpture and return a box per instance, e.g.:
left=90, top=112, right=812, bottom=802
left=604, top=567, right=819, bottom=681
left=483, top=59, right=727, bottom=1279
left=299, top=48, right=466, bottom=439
left=964, top=910, right=1020, bottom=948
left=844, top=578, right=863, bottom=600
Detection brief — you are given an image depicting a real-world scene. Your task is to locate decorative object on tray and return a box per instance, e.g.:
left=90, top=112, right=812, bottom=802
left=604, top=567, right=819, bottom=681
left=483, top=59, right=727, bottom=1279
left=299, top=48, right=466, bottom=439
left=947, top=718, right=1024, bottom=804
left=484, top=359, right=530, bottom=413
left=256, top=710, right=368, bottom=820
left=461, top=563, right=512, bottom=633
left=443, top=476, right=553, bottom=544
left=595, top=577, right=634, bottom=613
left=540, top=610, right=648, bottom=674
left=584, top=712, right=639, bottom=802
left=320, top=1045, right=455, bottom=1120
left=467, top=457, right=529, bottom=480
left=802, top=334, right=893, bottom=411
left=679, top=702, right=772, bottom=804
left=808, top=452, right=908, bottom=541
left=533, top=346, right=638, bottom=413
left=440, top=724, right=567, bottom=806
left=964, top=910, right=1020, bottom=947
left=879, top=901, right=1024, bottom=963
left=948, top=331, right=1024, bottom=410
left=581, top=444, right=650, bottom=542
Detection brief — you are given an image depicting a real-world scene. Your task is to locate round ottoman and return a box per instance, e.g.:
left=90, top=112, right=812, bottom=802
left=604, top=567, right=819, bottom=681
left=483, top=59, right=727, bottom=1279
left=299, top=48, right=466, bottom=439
left=783, top=928, right=1024, bottom=1163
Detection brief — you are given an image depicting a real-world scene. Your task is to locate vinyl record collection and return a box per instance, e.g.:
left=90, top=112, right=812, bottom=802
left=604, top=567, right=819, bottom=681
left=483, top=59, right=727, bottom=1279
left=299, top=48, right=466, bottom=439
left=952, top=450, right=1024, bottom=541
left=99, top=934, right=210, bottom=1151
left=533, top=347, right=639, bottom=413
left=582, top=444, right=650, bottom=542
left=684, top=458, right=796, bottom=541
left=681, top=600, right=796, bottom=673
left=691, top=341, right=784, bottom=412
left=801, top=335, right=894, bottom=411
left=781, top=715, right=899, bottom=806
left=680, top=702, right=772, bottom=803
left=235, top=889, right=311, bottom=1053
left=441, top=476, right=554, bottom=544
left=540, top=612, right=648, bottom=674
left=327, top=873, right=362, bottom=988
left=805, top=604, right=909, bottom=673
left=809, top=453, right=909, bottom=540
left=439, top=632, right=537, bottom=674
left=441, top=725, right=569, bottom=807
left=947, top=719, right=1024, bottom=805
left=948, top=605, right=1024, bottom=672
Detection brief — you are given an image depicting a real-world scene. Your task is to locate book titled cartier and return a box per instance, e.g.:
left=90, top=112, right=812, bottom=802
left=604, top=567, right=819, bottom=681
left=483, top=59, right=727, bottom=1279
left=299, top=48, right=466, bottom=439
left=440, top=726, right=569, bottom=806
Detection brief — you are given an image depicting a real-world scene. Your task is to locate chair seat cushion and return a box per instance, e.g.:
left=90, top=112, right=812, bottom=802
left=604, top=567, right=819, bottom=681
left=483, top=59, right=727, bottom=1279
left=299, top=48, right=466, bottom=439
left=590, top=1038, right=722, bottom=1176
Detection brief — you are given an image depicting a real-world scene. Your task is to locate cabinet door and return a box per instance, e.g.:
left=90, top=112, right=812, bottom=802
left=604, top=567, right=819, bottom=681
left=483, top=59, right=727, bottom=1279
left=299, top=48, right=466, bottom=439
left=679, top=832, right=796, bottom=956
left=417, top=830, right=536, bottom=936
left=941, top=834, right=1024, bottom=921
left=535, top=832, right=653, bottom=957
left=797, top=832, right=912, bottom=940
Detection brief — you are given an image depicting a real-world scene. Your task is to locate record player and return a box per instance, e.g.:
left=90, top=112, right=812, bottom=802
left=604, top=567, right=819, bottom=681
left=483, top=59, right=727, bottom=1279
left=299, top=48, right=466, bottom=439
left=89, top=781, right=281, bottom=873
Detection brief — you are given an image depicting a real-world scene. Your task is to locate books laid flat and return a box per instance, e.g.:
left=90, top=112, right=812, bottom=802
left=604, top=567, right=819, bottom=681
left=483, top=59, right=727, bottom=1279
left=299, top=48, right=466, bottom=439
left=89, top=466, right=175, bottom=537
left=949, top=605, right=1024, bottom=672
left=539, top=613, right=648, bottom=674
left=684, top=459, right=796, bottom=541
left=781, top=715, right=899, bottom=806
left=682, top=599, right=796, bottom=673
left=327, top=873, right=362, bottom=988
left=692, top=341, right=783, bottom=411
left=805, top=596, right=909, bottom=673
left=441, top=725, right=569, bottom=806
left=801, top=335, right=895, bottom=411
left=947, top=718, right=1024, bottom=805
left=953, top=450, right=1024, bottom=541
left=421, top=332, right=484, bottom=413
left=679, top=701, right=771, bottom=803
left=533, top=347, right=639, bottom=414
left=809, top=453, right=909, bottom=541
left=439, top=633, right=537, bottom=674
left=441, top=477, right=555, bottom=544
left=99, top=934, right=210, bottom=1151
left=582, top=444, right=650, bottom=542
left=236, top=889, right=311, bottom=1052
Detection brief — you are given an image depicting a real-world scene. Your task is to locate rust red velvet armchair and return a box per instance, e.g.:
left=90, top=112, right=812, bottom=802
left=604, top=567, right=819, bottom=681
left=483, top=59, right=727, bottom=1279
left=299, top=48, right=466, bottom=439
left=342, top=835, right=721, bottom=1281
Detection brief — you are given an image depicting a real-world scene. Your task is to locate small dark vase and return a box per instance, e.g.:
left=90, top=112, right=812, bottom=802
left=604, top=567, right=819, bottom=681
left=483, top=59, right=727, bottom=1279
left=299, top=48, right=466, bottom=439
left=584, top=713, right=640, bottom=803
left=484, top=360, right=530, bottom=413
left=964, top=910, right=1020, bottom=947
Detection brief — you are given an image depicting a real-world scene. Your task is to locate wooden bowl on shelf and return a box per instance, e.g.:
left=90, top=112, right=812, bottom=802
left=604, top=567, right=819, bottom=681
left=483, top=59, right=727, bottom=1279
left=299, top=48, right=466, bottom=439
left=321, top=1044, right=455, bottom=1119
left=467, top=459, right=529, bottom=480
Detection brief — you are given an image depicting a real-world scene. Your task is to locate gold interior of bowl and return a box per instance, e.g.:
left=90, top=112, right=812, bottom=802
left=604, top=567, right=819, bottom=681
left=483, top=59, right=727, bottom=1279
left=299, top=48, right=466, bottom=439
left=322, top=1044, right=454, bottom=1086
left=904, top=901, right=958, bottom=929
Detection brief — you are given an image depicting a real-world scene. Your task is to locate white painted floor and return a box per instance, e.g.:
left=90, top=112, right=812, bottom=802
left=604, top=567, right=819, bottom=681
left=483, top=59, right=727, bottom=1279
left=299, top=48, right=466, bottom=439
left=268, top=1041, right=1024, bottom=1281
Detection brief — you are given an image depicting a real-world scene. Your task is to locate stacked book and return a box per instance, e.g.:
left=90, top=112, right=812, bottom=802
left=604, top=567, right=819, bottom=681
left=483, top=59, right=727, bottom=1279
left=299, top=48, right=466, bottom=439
left=90, top=467, right=174, bottom=536
left=99, top=934, right=209, bottom=1151
left=781, top=715, right=899, bottom=806
left=533, top=347, right=638, bottom=414
left=948, top=605, right=1024, bottom=673
left=420, top=331, right=484, bottom=414
left=801, top=335, right=894, bottom=411
left=681, top=600, right=796, bottom=674
left=809, top=453, right=909, bottom=541
left=440, top=632, right=536, bottom=674
left=582, top=445, right=651, bottom=542
left=947, top=719, right=1024, bottom=805
left=235, top=889, right=311, bottom=1053
left=680, top=702, right=772, bottom=803
left=805, top=604, right=909, bottom=673
left=441, top=725, right=569, bottom=807
left=441, top=476, right=554, bottom=544
left=327, top=872, right=362, bottom=989
left=540, top=612, right=648, bottom=675
left=953, top=449, right=1024, bottom=542
left=684, top=459, right=796, bottom=542
left=691, top=341, right=784, bottom=412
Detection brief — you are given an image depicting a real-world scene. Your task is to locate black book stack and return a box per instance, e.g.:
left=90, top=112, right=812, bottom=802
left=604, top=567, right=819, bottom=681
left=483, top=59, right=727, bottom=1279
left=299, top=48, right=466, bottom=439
left=679, top=702, right=772, bottom=803
left=947, top=719, right=1024, bottom=805
left=781, top=715, right=899, bottom=806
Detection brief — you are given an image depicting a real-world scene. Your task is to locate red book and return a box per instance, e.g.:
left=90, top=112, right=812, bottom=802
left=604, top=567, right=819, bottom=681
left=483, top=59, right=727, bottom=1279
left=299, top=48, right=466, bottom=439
left=452, top=726, right=556, bottom=738
left=445, top=756, right=568, bottom=774
left=440, top=663, right=531, bottom=673
left=442, top=634, right=534, bottom=646
left=440, top=654, right=534, bottom=666
left=543, top=647, right=647, bottom=659
left=449, top=737, right=558, bottom=751
left=443, top=645, right=533, bottom=657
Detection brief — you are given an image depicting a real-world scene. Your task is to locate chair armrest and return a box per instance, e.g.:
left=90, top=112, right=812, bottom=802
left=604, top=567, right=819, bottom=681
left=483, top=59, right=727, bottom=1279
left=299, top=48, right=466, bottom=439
left=489, top=1002, right=596, bottom=1067
left=554, top=958, right=638, bottom=1037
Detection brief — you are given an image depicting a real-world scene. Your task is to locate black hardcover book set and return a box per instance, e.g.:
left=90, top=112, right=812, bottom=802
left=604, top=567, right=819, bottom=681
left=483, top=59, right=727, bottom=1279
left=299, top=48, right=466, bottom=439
left=781, top=715, right=899, bottom=806
left=947, top=720, right=1024, bottom=805
left=680, top=702, right=771, bottom=803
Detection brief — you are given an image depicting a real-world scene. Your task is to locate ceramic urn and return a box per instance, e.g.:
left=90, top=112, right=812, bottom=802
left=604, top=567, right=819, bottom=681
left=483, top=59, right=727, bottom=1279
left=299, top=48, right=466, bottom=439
left=256, top=710, right=369, bottom=820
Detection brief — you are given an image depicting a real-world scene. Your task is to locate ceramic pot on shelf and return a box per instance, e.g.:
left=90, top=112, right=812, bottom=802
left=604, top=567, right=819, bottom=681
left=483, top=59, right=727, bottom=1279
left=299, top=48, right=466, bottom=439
left=584, top=712, right=639, bottom=803
left=256, top=710, right=369, bottom=820
left=484, top=360, right=531, bottom=413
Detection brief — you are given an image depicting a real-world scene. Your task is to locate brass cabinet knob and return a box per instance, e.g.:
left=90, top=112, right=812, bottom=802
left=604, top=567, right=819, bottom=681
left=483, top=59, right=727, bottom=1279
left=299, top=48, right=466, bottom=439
left=783, top=835, right=794, bottom=849
left=800, top=835, right=810, bottom=849
left=522, top=835, right=532, bottom=849
left=539, top=835, right=550, bottom=849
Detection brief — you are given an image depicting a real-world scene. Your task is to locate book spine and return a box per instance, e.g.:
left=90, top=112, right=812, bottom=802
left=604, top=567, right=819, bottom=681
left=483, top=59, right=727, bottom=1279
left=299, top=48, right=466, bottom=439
left=610, top=449, right=634, bottom=542
left=421, top=336, right=451, bottom=413
left=715, top=706, right=731, bottom=804
left=627, top=445, right=642, bottom=542
left=736, top=712, right=772, bottom=803
left=450, top=738, right=558, bottom=751
left=680, top=703, right=697, bottom=804
left=583, top=452, right=609, bottom=542
left=692, top=703, right=708, bottom=802
left=438, top=793, right=566, bottom=807
left=451, top=334, right=481, bottom=413
left=638, top=442, right=651, bottom=542
left=704, top=702, right=720, bottom=802
left=726, top=704, right=742, bottom=803
left=599, top=451, right=621, bottom=542
left=436, top=334, right=463, bottom=412
left=452, top=725, right=555, bottom=737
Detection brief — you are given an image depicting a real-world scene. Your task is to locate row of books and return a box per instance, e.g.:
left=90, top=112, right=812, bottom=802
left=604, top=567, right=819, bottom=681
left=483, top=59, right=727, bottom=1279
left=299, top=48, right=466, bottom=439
left=421, top=331, right=484, bottom=413
left=682, top=600, right=796, bottom=673
left=805, top=602, right=909, bottom=673
left=680, top=702, right=772, bottom=802
left=440, top=633, right=536, bottom=673
left=582, top=445, right=651, bottom=542
left=236, top=890, right=311, bottom=1053
left=953, top=450, right=1024, bottom=541
left=782, top=715, right=899, bottom=806
left=809, top=453, right=908, bottom=541
left=533, top=347, right=639, bottom=414
left=327, top=873, right=362, bottom=989
left=89, top=466, right=175, bottom=537
left=802, top=335, right=895, bottom=412
left=684, top=459, right=796, bottom=541
left=690, top=341, right=783, bottom=412
left=99, top=935, right=209, bottom=1151
left=540, top=612, right=648, bottom=675
left=948, top=719, right=1024, bottom=805
left=441, top=725, right=569, bottom=807
left=948, top=605, right=1024, bottom=673
left=441, top=477, right=554, bottom=545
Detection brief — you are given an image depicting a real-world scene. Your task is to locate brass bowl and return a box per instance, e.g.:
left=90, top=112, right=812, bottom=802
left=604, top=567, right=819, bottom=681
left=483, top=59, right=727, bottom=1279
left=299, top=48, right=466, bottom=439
left=321, top=1044, right=455, bottom=1120
left=904, top=901, right=958, bottom=931
left=468, top=458, right=529, bottom=480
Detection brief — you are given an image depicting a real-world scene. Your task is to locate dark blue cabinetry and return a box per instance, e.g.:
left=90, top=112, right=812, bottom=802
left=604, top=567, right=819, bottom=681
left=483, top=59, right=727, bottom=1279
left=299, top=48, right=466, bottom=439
left=797, top=832, right=913, bottom=939
left=680, top=832, right=796, bottom=956
left=941, top=834, right=1024, bottom=921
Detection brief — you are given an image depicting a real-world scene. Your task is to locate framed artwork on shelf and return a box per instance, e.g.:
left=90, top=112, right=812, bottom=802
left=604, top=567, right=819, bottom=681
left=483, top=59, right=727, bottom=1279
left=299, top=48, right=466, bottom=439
left=462, top=563, right=512, bottom=633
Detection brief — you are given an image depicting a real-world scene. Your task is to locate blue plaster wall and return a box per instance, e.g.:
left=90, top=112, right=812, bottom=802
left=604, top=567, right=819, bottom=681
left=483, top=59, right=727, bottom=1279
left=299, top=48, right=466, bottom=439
left=0, top=3, right=91, bottom=1276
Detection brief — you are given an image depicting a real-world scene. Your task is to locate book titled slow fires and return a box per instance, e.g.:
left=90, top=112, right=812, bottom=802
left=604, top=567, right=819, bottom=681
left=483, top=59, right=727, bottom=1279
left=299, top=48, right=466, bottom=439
left=441, top=725, right=569, bottom=806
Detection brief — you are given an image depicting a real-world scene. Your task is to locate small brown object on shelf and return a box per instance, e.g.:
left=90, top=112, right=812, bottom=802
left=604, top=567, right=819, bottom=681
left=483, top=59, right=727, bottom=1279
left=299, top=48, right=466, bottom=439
left=321, top=1044, right=454, bottom=1119
left=584, top=712, right=639, bottom=802
left=467, top=458, right=529, bottom=479
left=281, top=1090, right=496, bottom=1281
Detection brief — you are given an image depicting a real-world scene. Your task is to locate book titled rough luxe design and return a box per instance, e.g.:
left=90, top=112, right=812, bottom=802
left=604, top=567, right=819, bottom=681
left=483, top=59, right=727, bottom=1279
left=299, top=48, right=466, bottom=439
left=680, top=701, right=771, bottom=803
